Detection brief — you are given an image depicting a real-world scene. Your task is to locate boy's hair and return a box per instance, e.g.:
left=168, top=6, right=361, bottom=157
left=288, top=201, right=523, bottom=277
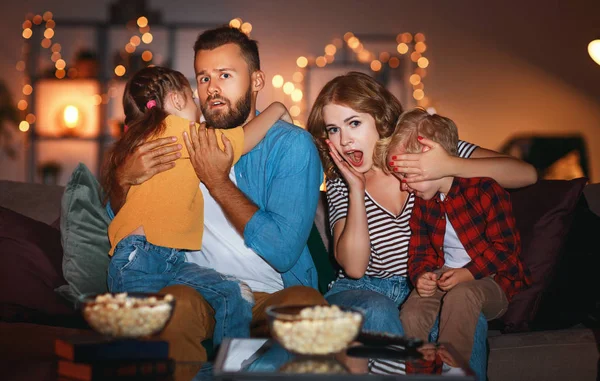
left=374, top=108, right=459, bottom=173
left=101, top=66, right=190, bottom=204
left=307, top=71, right=404, bottom=179
left=193, top=26, right=260, bottom=74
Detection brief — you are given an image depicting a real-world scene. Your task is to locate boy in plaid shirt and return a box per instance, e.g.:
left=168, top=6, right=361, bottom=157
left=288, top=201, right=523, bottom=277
left=380, top=108, right=531, bottom=367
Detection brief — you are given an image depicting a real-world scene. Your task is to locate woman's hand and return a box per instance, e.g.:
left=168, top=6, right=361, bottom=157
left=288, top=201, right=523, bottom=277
left=326, top=139, right=366, bottom=192
left=388, top=136, right=456, bottom=184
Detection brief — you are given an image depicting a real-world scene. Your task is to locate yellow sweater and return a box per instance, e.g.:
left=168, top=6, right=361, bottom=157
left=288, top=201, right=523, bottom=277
left=108, top=114, right=244, bottom=255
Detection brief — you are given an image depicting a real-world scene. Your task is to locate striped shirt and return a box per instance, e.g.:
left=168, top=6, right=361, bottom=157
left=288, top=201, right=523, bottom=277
left=326, top=140, right=478, bottom=280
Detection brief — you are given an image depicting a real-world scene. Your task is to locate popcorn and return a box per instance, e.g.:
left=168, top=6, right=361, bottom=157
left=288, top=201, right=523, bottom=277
left=82, top=293, right=174, bottom=337
left=271, top=305, right=362, bottom=355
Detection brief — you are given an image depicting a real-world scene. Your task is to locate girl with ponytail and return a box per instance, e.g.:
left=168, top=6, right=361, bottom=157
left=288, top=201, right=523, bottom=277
left=101, top=66, right=291, bottom=346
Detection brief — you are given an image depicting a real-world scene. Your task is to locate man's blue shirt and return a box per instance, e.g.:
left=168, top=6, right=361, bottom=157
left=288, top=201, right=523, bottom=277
left=107, top=118, right=323, bottom=290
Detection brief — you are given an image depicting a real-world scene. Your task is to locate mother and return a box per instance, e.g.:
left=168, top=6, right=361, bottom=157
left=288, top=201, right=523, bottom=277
left=307, top=72, right=536, bottom=377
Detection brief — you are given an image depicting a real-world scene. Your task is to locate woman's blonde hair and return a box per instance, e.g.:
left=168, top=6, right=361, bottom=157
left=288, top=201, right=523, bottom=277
left=374, top=108, right=459, bottom=174
left=307, top=72, right=404, bottom=179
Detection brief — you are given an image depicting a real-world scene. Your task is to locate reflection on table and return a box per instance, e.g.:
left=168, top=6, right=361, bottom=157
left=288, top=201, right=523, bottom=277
left=212, top=338, right=475, bottom=379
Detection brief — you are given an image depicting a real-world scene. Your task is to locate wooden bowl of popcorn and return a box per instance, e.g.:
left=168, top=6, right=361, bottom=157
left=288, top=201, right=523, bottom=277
left=79, top=292, right=175, bottom=338
left=266, top=305, right=364, bottom=356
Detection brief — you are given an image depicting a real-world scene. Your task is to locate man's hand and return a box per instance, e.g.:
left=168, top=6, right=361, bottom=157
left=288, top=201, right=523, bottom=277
left=437, top=268, right=474, bottom=291
left=119, top=136, right=182, bottom=186
left=182, top=122, right=234, bottom=192
left=416, top=272, right=438, bottom=297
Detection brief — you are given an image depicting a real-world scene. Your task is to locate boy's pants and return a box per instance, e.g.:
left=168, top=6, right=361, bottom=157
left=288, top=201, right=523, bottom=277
left=400, top=268, right=508, bottom=363
left=108, top=235, right=254, bottom=347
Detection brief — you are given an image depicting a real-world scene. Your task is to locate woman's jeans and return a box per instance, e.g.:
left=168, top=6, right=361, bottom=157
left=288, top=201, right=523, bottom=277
left=325, top=275, right=488, bottom=380
left=108, top=235, right=253, bottom=347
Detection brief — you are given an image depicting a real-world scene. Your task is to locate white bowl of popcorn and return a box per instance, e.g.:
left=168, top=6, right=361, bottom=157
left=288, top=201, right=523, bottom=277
left=79, top=292, right=175, bottom=338
left=266, top=305, right=364, bottom=356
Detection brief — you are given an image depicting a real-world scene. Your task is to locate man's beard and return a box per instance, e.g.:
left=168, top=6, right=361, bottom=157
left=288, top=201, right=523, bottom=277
left=201, top=89, right=252, bottom=129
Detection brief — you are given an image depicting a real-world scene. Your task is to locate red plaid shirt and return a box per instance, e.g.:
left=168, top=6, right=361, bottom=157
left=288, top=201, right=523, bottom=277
left=408, top=177, right=531, bottom=301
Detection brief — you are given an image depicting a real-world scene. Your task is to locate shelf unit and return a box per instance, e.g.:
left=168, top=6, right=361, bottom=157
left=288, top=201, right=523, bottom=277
left=24, top=17, right=221, bottom=183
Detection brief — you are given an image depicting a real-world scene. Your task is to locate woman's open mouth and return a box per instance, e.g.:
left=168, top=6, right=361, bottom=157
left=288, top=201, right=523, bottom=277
left=344, top=150, right=364, bottom=167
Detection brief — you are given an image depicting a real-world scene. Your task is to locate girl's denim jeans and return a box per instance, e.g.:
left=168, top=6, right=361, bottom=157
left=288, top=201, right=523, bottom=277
left=108, top=235, right=253, bottom=347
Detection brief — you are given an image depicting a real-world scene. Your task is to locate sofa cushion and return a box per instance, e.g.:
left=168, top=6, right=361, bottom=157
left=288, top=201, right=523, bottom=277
left=57, top=163, right=111, bottom=303
left=0, top=180, right=64, bottom=225
left=0, top=207, right=74, bottom=317
left=498, top=178, right=587, bottom=332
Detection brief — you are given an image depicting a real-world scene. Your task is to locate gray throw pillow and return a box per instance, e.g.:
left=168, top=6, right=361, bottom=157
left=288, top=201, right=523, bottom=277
left=55, top=163, right=110, bottom=303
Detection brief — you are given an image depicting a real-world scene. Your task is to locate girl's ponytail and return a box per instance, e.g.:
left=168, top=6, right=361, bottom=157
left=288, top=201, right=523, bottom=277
left=101, top=66, right=189, bottom=204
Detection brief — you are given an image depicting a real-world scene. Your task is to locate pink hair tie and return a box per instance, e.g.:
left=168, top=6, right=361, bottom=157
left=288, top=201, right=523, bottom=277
left=146, top=100, right=157, bottom=109
left=123, top=124, right=129, bottom=132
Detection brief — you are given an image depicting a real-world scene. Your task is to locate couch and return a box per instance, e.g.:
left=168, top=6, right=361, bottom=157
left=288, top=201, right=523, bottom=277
left=1, top=178, right=599, bottom=381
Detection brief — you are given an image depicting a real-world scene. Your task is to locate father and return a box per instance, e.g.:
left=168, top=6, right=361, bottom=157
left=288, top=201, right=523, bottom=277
left=108, top=26, right=326, bottom=361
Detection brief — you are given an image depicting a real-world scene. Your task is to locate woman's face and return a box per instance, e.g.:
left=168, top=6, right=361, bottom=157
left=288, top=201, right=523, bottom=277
left=323, top=103, right=380, bottom=173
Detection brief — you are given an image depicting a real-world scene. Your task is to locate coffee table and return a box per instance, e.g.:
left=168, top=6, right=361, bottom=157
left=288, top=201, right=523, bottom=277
left=212, top=338, right=476, bottom=380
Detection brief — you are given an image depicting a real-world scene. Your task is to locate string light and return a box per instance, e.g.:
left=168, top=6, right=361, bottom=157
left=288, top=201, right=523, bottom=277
left=229, top=18, right=242, bottom=29
left=291, top=89, right=303, bottom=102
left=290, top=105, right=301, bottom=117
left=137, top=16, right=148, bottom=28
left=272, top=75, right=284, bottom=88
left=43, top=28, right=54, bottom=39
left=283, top=82, right=295, bottom=95
left=142, top=50, right=153, bottom=62
left=292, top=72, right=304, bottom=83
left=141, top=32, right=153, bottom=44
left=114, top=65, right=126, bottom=77
left=397, top=43, right=409, bottom=54
left=130, top=36, right=141, bottom=46
left=370, top=60, right=382, bottom=72
left=228, top=17, right=251, bottom=36
left=55, top=59, right=66, bottom=70
left=274, top=30, right=432, bottom=122
left=19, top=121, right=30, bottom=132
left=409, top=74, right=421, bottom=85
left=241, top=22, right=252, bottom=34
left=325, top=44, right=336, bottom=56
left=296, top=56, right=308, bottom=68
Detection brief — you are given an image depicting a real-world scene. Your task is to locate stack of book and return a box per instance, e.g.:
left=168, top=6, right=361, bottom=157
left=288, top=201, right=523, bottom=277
left=54, top=335, right=174, bottom=380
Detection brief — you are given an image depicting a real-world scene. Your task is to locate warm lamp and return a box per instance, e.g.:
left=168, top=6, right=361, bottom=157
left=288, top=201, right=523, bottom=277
left=588, top=39, right=600, bottom=66
left=63, top=105, right=80, bottom=128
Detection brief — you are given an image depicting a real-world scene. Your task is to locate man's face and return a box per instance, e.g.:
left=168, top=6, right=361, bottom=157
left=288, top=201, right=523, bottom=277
left=194, top=43, right=253, bottom=129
